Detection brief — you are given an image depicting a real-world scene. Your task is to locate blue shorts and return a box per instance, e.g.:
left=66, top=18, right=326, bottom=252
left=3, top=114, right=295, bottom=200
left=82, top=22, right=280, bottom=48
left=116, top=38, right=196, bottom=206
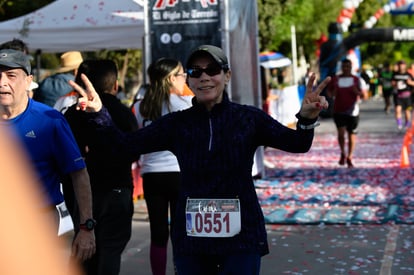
left=174, top=253, right=261, bottom=275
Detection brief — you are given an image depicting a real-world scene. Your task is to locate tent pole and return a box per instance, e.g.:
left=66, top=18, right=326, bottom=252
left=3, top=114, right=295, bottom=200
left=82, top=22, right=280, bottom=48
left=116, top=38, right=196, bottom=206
left=222, top=0, right=231, bottom=99
left=291, top=25, right=298, bottom=85
left=143, top=0, right=151, bottom=84
left=35, top=49, right=41, bottom=82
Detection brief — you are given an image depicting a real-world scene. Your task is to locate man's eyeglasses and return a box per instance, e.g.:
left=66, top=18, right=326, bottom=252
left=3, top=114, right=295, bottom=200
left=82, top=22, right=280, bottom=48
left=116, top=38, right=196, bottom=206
left=187, top=65, right=224, bottom=78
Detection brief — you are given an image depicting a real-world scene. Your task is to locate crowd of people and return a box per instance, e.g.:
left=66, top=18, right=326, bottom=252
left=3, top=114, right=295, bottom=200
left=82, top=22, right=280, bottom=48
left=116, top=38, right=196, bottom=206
left=1, top=36, right=413, bottom=275
left=358, top=60, right=414, bottom=130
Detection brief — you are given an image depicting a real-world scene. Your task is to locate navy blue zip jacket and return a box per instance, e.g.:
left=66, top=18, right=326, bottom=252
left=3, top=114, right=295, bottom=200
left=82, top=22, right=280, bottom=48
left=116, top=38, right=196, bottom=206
left=86, top=92, right=316, bottom=257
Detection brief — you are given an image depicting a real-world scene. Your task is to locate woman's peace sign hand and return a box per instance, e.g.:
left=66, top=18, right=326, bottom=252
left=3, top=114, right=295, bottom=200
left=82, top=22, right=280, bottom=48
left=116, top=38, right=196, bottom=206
left=68, top=73, right=102, bottom=112
left=298, top=73, right=331, bottom=119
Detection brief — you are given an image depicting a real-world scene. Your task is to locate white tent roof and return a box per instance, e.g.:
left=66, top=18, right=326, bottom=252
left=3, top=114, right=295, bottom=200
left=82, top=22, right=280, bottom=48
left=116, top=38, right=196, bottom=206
left=0, top=0, right=145, bottom=53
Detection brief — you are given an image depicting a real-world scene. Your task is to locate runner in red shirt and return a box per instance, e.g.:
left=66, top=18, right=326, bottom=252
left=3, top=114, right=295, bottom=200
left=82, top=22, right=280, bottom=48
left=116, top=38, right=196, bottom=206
left=328, top=58, right=368, bottom=168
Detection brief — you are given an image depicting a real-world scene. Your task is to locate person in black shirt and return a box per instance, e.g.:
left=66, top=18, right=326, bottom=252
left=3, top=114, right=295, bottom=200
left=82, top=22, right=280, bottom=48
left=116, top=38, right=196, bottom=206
left=392, top=60, right=414, bottom=130
left=64, top=59, right=138, bottom=275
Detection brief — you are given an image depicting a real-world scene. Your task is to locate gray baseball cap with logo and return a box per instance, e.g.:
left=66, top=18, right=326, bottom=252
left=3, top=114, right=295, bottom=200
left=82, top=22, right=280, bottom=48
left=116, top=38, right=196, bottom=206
left=0, top=49, right=31, bottom=75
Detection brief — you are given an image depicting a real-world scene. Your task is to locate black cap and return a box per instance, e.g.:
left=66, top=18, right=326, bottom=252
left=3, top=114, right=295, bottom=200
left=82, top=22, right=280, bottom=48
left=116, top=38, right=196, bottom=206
left=186, top=45, right=229, bottom=69
left=0, top=49, right=31, bottom=75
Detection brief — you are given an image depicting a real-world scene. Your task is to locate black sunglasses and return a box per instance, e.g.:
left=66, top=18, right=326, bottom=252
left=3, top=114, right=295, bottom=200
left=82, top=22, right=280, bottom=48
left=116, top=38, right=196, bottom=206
left=187, top=65, right=225, bottom=78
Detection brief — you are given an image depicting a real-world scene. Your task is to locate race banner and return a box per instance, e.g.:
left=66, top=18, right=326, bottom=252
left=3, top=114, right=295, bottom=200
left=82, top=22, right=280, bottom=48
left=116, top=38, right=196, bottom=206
left=149, top=0, right=221, bottom=65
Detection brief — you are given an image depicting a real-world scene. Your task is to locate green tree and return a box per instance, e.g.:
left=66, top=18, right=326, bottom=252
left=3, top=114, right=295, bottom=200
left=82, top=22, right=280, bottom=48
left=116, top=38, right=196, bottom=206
left=258, top=0, right=414, bottom=67
left=258, top=0, right=341, bottom=60
left=354, top=0, right=414, bottom=65
left=0, top=0, right=52, bottom=21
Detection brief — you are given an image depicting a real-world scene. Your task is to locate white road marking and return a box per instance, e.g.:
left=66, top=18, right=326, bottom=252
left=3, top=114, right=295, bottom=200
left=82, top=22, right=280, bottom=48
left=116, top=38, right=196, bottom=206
left=379, top=224, right=400, bottom=275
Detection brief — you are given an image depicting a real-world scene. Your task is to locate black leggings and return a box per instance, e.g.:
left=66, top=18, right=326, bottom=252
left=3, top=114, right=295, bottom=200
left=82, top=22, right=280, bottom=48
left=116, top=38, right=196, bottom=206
left=143, top=172, right=180, bottom=246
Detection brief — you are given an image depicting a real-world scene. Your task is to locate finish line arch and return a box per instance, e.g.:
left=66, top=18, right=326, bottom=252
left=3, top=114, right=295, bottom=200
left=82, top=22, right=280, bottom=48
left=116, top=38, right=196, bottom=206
left=319, top=24, right=414, bottom=80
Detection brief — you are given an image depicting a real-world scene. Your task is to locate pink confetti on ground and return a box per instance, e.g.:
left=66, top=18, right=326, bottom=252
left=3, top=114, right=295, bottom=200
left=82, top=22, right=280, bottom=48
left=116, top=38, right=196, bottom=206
left=257, top=133, right=414, bottom=224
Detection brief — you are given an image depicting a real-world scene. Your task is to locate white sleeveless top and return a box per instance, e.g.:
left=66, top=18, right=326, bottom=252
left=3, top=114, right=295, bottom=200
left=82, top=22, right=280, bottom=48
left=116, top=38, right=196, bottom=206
left=133, top=94, right=192, bottom=174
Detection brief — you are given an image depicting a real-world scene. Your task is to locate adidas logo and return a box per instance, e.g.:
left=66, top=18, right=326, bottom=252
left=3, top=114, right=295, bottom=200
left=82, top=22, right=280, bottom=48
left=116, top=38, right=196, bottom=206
left=25, top=130, right=36, bottom=138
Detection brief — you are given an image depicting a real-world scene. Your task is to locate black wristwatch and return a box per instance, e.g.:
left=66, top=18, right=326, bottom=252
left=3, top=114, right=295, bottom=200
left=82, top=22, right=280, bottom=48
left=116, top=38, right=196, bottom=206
left=80, top=218, right=96, bottom=231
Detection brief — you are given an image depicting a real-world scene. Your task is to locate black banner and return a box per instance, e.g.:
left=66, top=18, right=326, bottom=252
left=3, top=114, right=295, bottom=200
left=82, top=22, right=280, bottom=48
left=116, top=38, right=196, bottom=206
left=149, top=0, right=221, bottom=65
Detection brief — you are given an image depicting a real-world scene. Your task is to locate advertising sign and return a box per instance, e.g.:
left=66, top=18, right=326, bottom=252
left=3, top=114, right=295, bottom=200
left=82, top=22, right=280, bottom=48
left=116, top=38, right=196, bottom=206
left=149, top=0, right=222, bottom=64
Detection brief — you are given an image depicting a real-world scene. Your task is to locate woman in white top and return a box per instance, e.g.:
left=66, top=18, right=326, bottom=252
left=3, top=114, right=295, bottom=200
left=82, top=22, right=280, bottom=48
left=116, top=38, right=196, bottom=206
left=132, top=58, right=192, bottom=275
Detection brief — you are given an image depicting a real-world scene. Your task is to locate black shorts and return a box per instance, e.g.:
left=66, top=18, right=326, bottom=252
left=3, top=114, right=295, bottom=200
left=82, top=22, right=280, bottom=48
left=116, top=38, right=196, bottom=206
left=382, top=89, right=393, bottom=98
left=395, top=97, right=412, bottom=110
left=333, top=113, right=359, bottom=134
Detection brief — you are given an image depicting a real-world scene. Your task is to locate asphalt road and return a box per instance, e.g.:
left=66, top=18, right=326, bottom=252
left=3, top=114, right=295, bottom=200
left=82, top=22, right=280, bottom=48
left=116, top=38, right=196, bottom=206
left=120, top=98, right=414, bottom=275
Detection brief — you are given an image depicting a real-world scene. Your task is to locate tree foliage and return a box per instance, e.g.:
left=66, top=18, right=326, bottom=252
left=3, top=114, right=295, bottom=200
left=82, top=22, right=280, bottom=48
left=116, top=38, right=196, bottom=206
left=258, top=0, right=341, bottom=60
left=354, top=0, right=414, bottom=64
left=0, top=0, right=51, bottom=20
left=258, top=0, right=414, bottom=66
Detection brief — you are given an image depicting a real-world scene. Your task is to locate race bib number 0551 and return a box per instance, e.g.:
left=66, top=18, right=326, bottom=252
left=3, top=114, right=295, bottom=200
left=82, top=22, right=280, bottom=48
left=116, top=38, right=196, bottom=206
left=185, top=198, right=241, bottom=237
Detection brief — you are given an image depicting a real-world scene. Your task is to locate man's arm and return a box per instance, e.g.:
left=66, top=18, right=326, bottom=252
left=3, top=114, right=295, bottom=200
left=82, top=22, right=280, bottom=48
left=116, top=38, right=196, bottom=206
left=326, top=77, right=336, bottom=98
left=407, top=76, right=414, bottom=87
left=70, top=168, right=96, bottom=261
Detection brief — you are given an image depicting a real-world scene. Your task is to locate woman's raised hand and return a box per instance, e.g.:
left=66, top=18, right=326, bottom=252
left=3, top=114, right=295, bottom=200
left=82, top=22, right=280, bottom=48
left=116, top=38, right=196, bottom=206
left=298, top=73, right=331, bottom=119
left=69, top=74, right=102, bottom=112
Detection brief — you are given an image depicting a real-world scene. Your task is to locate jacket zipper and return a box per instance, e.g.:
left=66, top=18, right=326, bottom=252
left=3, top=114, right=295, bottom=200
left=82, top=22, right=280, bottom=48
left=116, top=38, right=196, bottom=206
left=208, top=117, right=213, bottom=151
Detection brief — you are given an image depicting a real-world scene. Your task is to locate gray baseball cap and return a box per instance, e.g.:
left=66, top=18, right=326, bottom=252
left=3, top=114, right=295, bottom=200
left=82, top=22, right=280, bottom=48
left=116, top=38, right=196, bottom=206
left=186, top=45, right=229, bottom=69
left=0, top=49, right=31, bottom=75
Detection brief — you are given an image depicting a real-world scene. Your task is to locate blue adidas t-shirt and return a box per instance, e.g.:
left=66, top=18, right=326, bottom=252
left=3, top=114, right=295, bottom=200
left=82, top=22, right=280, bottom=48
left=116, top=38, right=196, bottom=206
left=5, top=99, right=86, bottom=206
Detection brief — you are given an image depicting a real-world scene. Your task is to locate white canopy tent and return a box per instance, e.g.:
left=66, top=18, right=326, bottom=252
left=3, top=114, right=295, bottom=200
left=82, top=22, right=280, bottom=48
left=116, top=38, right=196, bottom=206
left=0, top=0, right=145, bottom=53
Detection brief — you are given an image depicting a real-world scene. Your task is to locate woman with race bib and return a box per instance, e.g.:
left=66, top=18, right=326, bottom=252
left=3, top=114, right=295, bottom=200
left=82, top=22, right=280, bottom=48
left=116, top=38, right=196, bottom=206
left=70, top=45, right=330, bottom=275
